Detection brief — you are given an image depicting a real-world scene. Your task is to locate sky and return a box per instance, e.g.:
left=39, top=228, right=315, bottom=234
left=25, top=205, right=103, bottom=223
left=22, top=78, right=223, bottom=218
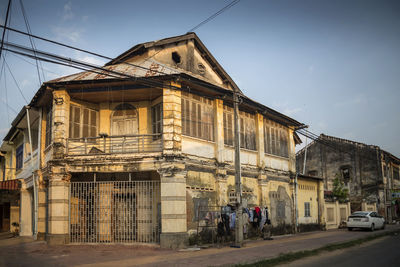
left=0, top=0, right=399, bottom=157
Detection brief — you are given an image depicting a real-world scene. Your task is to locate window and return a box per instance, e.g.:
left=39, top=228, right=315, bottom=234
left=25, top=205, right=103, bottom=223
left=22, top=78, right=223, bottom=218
left=264, top=118, right=289, bottom=158
left=223, top=106, right=256, bottom=150
left=181, top=92, right=214, bottom=141
left=16, top=144, right=23, bottom=170
left=340, top=166, right=351, bottom=182
left=394, top=166, right=399, bottom=180
left=151, top=103, right=162, bottom=138
left=45, top=106, right=52, bottom=147
left=304, top=202, right=311, bottom=217
left=69, top=104, right=98, bottom=138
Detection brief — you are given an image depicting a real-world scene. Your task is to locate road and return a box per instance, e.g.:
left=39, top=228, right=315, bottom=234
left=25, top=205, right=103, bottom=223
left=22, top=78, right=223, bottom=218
left=282, top=233, right=400, bottom=267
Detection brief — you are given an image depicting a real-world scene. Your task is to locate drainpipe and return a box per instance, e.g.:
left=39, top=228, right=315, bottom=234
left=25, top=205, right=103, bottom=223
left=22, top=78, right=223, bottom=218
left=26, top=106, right=37, bottom=239
left=294, top=172, right=299, bottom=232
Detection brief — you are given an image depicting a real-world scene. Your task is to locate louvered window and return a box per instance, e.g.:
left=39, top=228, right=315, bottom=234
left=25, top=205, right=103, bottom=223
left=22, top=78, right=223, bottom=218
left=151, top=103, right=162, bottom=139
left=45, top=106, right=52, bottom=147
left=69, top=104, right=98, bottom=138
left=264, top=118, right=289, bottom=158
left=223, top=106, right=256, bottom=150
left=181, top=92, right=214, bottom=141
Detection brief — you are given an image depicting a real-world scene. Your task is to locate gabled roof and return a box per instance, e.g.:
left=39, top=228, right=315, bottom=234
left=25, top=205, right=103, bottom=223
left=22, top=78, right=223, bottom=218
left=105, top=32, right=242, bottom=94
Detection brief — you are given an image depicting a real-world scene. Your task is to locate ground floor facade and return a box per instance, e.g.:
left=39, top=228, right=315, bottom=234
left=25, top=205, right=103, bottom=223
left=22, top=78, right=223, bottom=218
left=16, top=154, right=326, bottom=248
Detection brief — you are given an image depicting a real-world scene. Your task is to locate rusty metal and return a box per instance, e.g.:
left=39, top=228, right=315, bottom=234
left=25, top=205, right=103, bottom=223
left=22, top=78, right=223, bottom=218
left=70, top=180, right=161, bottom=243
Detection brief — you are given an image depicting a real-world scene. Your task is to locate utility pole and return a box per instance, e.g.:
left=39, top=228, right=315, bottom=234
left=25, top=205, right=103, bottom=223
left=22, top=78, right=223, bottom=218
left=233, top=86, right=243, bottom=246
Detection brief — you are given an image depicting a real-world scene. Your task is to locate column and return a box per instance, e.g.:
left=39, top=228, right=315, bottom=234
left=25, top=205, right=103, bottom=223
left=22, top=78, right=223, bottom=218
left=47, top=172, right=70, bottom=245
left=288, top=128, right=296, bottom=172
left=19, top=187, right=33, bottom=237
left=256, top=113, right=265, bottom=168
left=215, top=168, right=228, bottom=206
left=159, top=162, right=187, bottom=249
left=37, top=180, right=47, bottom=240
left=52, top=89, right=70, bottom=158
left=214, top=99, right=224, bottom=162
left=162, top=82, right=182, bottom=156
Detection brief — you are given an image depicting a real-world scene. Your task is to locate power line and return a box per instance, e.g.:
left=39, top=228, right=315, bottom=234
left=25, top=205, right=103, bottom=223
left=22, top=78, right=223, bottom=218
left=19, top=0, right=45, bottom=84
left=0, top=0, right=12, bottom=60
left=187, top=0, right=241, bottom=33
left=4, top=59, right=28, bottom=104
left=10, top=52, right=61, bottom=76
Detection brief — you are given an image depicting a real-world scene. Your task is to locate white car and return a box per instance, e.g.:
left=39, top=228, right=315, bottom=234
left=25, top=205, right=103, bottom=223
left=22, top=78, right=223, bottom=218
left=347, top=211, right=385, bottom=231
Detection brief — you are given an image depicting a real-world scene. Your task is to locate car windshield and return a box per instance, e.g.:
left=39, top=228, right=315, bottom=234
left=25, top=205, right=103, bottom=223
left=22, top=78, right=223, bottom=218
left=351, top=212, right=369, bottom=216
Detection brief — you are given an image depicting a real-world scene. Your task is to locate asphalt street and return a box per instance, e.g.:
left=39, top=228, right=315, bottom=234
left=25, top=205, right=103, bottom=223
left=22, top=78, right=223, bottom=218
left=282, top=233, right=400, bottom=267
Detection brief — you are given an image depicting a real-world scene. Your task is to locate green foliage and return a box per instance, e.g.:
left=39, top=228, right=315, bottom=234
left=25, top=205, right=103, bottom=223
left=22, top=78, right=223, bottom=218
left=332, top=174, right=349, bottom=202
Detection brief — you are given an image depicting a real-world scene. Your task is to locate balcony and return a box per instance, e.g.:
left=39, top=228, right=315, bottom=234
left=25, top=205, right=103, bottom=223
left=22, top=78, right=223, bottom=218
left=66, top=134, right=162, bottom=156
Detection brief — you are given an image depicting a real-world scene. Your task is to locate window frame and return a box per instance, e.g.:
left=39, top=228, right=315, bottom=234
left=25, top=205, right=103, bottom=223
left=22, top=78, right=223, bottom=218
left=181, top=92, right=214, bottom=142
left=69, top=103, right=99, bottom=139
left=45, top=106, right=53, bottom=148
left=16, top=144, right=23, bottom=171
left=223, top=106, right=256, bottom=150
left=304, top=202, right=311, bottom=217
left=264, top=118, right=289, bottom=158
left=151, top=103, right=162, bottom=138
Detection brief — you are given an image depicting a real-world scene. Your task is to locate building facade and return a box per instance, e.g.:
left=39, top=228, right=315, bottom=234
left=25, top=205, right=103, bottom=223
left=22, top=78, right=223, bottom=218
left=296, top=134, right=400, bottom=222
left=1, top=33, right=305, bottom=247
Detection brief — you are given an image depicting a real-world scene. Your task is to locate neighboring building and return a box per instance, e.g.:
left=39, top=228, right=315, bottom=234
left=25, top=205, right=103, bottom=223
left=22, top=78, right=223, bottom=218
left=1, top=33, right=305, bottom=247
left=294, top=174, right=325, bottom=232
left=296, top=134, right=400, bottom=222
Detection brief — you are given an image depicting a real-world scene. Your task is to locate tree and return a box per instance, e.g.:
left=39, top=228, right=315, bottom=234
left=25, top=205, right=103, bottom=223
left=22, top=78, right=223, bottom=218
left=332, top=174, right=349, bottom=203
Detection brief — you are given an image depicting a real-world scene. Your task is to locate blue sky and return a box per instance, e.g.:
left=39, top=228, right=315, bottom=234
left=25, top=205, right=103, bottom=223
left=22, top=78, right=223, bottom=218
left=0, top=0, right=399, bottom=157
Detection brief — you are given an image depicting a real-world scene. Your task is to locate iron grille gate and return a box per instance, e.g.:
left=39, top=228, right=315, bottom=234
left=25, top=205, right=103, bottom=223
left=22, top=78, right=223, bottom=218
left=70, top=181, right=160, bottom=243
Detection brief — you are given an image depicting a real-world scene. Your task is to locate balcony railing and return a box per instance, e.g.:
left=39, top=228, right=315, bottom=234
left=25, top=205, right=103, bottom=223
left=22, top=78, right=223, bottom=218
left=66, top=134, right=162, bottom=156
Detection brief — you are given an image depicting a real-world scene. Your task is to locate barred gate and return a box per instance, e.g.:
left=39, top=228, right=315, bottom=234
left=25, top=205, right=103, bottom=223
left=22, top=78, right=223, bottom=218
left=69, top=181, right=161, bottom=243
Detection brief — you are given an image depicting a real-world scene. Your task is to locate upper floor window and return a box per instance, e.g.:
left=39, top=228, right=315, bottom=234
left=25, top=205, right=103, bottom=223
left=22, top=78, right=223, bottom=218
left=181, top=92, right=214, bottom=142
left=45, top=106, right=52, bottom=147
left=16, top=144, right=23, bottom=170
left=111, top=103, right=138, bottom=136
left=151, top=103, right=162, bottom=138
left=264, top=118, right=289, bottom=158
left=223, top=106, right=256, bottom=150
left=394, top=166, right=400, bottom=180
left=69, top=104, right=98, bottom=138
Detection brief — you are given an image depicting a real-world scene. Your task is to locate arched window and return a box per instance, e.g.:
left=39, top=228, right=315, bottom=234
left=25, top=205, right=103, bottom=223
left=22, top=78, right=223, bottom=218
left=111, top=103, right=138, bottom=135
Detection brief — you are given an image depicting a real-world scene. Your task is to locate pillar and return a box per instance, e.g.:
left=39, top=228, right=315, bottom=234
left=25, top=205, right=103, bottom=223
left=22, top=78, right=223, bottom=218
left=256, top=113, right=265, bottom=168
left=52, top=89, right=70, bottom=158
left=47, top=174, right=70, bottom=245
left=288, top=128, right=296, bottom=172
left=162, top=82, right=182, bottom=156
left=159, top=162, right=188, bottom=249
left=215, top=99, right=224, bottom=162
left=37, top=183, right=47, bottom=240
left=216, top=168, right=228, bottom=206
left=19, top=187, right=33, bottom=237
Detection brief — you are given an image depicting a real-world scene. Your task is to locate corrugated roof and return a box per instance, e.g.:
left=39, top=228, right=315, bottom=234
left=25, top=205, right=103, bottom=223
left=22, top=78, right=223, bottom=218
left=48, top=58, right=180, bottom=83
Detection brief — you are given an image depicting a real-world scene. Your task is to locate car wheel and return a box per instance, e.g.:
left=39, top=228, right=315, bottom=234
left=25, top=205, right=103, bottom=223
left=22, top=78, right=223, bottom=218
left=348, top=227, right=353, bottom=231
left=370, top=223, right=375, bottom=232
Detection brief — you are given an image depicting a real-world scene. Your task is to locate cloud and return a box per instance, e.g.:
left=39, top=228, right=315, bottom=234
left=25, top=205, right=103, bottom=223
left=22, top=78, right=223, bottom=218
left=334, top=93, right=368, bottom=108
left=272, top=101, right=303, bottom=116
left=78, top=55, right=105, bottom=66
left=308, top=65, right=314, bottom=74
left=52, top=26, right=83, bottom=43
left=63, top=1, right=74, bottom=21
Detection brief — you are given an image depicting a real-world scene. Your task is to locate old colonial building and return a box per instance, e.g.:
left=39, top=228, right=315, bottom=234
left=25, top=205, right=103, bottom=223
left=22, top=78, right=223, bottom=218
left=1, top=33, right=305, bottom=247
left=296, top=134, right=400, bottom=222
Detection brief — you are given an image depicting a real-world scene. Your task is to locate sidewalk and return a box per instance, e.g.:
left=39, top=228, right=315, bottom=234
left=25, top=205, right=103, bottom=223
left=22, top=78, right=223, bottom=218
left=1, top=225, right=399, bottom=267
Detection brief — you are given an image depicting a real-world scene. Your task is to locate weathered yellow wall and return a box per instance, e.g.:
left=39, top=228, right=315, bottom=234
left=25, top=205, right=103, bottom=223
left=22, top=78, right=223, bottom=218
left=297, top=178, right=319, bottom=224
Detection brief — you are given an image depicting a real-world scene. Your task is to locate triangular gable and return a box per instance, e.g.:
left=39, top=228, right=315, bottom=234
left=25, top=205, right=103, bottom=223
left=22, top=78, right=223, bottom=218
left=106, top=32, right=242, bottom=93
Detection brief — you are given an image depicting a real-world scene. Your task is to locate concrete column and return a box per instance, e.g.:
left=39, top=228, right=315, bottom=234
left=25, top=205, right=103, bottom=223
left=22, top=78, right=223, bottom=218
left=159, top=162, right=187, bottom=249
left=52, top=89, right=70, bottom=158
left=47, top=178, right=70, bottom=245
left=214, top=99, right=224, bottom=162
left=215, top=168, right=228, bottom=206
left=258, top=178, right=269, bottom=207
left=37, top=184, right=47, bottom=240
left=162, top=82, right=182, bottom=156
left=19, top=188, right=33, bottom=237
left=256, top=113, right=265, bottom=168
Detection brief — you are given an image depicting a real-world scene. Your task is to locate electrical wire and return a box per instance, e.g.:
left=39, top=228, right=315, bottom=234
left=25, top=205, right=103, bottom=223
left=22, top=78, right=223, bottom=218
left=4, top=59, right=28, bottom=104
left=187, top=0, right=241, bottom=33
left=0, top=0, right=12, bottom=60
